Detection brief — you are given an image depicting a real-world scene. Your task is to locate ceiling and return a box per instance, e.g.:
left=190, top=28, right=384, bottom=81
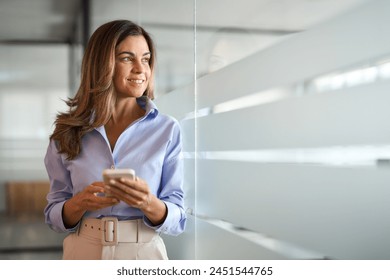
left=0, top=0, right=373, bottom=94
left=0, top=0, right=80, bottom=44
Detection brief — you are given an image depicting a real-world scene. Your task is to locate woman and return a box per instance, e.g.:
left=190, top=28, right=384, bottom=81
left=44, top=20, right=186, bottom=260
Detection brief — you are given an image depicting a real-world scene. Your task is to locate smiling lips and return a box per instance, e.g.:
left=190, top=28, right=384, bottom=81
left=127, top=79, right=145, bottom=85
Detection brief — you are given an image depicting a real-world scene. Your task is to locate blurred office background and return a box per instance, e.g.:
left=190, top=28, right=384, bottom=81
left=0, top=0, right=389, bottom=259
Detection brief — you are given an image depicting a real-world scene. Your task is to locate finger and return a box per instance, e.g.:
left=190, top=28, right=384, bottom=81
left=86, top=184, right=105, bottom=194
left=85, top=182, right=108, bottom=197
left=108, top=178, right=135, bottom=192
left=135, top=176, right=146, bottom=184
left=90, top=195, right=120, bottom=208
left=91, top=181, right=105, bottom=187
left=105, top=180, right=144, bottom=205
left=85, top=200, right=119, bottom=211
left=105, top=180, right=134, bottom=198
left=96, top=196, right=119, bottom=205
left=118, top=177, right=147, bottom=192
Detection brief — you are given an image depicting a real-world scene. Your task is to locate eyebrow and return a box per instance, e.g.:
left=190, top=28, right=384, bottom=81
left=117, top=51, right=151, bottom=57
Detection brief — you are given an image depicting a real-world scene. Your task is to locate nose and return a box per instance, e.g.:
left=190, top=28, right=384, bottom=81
left=132, top=60, right=144, bottom=73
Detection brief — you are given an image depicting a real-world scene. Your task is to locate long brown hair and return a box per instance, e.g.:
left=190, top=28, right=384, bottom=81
left=50, top=20, right=156, bottom=160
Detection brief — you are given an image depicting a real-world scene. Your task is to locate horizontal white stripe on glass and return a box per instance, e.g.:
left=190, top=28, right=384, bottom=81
left=212, top=87, right=290, bottom=114
left=184, top=87, right=292, bottom=120
left=183, top=145, right=390, bottom=167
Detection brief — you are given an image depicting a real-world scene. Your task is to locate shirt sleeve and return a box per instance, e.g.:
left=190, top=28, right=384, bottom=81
left=44, top=140, right=78, bottom=233
left=144, top=119, right=187, bottom=236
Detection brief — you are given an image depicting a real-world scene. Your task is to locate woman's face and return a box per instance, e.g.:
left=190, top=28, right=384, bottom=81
left=113, top=35, right=151, bottom=98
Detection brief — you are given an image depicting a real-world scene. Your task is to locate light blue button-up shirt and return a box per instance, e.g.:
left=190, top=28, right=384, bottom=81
left=44, top=97, right=186, bottom=236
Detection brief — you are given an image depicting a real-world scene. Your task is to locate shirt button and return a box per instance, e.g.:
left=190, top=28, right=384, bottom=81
left=110, top=165, right=115, bottom=169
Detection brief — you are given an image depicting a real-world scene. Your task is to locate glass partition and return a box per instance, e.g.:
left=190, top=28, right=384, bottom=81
left=193, top=0, right=390, bottom=260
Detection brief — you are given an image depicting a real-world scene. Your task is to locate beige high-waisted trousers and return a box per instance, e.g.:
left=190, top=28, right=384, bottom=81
left=62, top=218, right=168, bottom=260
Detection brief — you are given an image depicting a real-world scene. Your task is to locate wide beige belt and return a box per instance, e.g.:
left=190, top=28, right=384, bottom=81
left=79, top=217, right=157, bottom=246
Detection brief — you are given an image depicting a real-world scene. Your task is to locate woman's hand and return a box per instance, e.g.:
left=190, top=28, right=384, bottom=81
left=105, top=177, right=167, bottom=225
left=104, top=177, right=151, bottom=210
left=62, top=182, right=119, bottom=228
left=70, top=182, right=119, bottom=211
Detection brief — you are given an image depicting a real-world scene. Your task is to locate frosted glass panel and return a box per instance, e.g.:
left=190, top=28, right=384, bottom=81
left=196, top=160, right=390, bottom=259
left=197, top=82, right=390, bottom=151
left=187, top=0, right=390, bottom=260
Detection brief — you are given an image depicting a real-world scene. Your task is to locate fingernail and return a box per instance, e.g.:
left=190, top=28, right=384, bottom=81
left=109, top=179, right=115, bottom=185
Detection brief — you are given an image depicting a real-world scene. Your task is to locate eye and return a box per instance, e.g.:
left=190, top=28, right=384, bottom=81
left=121, top=57, right=131, bottom=62
left=142, top=57, right=150, bottom=64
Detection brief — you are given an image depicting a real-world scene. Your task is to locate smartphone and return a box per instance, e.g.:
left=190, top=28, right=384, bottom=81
left=102, top=168, right=136, bottom=184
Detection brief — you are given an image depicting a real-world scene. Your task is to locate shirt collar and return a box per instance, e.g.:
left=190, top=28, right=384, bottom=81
left=136, top=96, right=159, bottom=119
left=94, top=96, right=158, bottom=134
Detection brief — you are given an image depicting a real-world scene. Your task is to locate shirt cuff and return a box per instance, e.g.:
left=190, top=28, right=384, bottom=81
left=48, top=201, right=79, bottom=233
left=143, top=201, right=180, bottom=235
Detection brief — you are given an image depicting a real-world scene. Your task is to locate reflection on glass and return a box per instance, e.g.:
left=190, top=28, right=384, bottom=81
left=206, top=28, right=263, bottom=73
left=308, top=58, right=390, bottom=94
left=197, top=27, right=288, bottom=77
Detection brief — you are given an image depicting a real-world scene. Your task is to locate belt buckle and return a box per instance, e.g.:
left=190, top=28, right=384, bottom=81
left=101, top=217, right=118, bottom=246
